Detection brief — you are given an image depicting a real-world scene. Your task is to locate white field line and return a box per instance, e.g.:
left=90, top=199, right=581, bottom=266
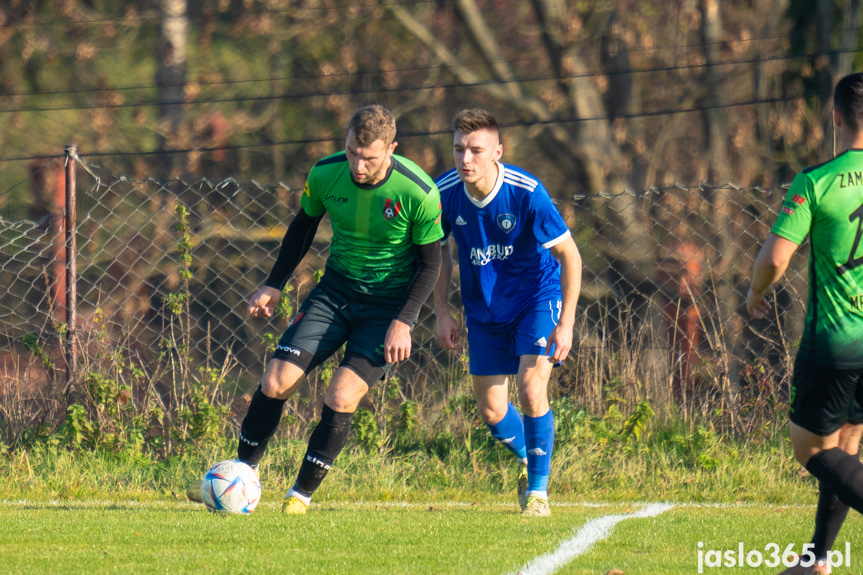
left=0, top=499, right=814, bottom=510
left=506, top=503, right=676, bottom=575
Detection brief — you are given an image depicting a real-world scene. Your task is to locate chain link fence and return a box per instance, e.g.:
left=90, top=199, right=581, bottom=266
left=0, top=154, right=807, bottom=442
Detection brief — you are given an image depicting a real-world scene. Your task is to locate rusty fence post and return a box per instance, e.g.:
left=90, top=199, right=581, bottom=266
left=64, top=145, right=77, bottom=389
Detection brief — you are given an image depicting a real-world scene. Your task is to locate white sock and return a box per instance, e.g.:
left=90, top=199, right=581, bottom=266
left=287, top=487, right=311, bottom=506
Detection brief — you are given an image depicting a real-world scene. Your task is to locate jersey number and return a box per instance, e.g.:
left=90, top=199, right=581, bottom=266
left=838, top=202, right=863, bottom=275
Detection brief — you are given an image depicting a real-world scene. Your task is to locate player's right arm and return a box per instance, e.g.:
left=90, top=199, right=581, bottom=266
left=746, top=173, right=812, bottom=319
left=746, top=234, right=800, bottom=319
left=250, top=177, right=326, bottom=318
left=433, top=239, right=460, bottom=350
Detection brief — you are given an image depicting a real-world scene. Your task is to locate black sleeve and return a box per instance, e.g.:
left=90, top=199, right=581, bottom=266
left=395, top=241, right=443, bottom=325
left=264, top=208, right=324, bottom=290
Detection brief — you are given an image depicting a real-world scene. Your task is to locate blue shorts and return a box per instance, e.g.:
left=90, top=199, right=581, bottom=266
left=467, top=298, right=562, bottom=376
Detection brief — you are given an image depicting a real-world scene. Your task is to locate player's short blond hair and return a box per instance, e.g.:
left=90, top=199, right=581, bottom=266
left=347, top=105, right=397, bottom=147
left=452, top=109, right=499, bottom=139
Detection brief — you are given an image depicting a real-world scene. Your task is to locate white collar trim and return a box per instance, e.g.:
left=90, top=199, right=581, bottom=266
left=463, top=162, right=504, bottom=208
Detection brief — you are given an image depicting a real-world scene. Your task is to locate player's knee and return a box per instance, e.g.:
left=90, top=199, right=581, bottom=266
left=517, top=385, right=547, bottom=414
left=837, top=424, right=863, bottom=455
left=325, top=393, right=361, bottom=413
left=260, top=366, right=301, bottom=399
left=477, top=402, right=507, bottom=425
left=259, top=374, right=282, bottom=398
left=792, top=437, right=831, bottom=468
left=325, top=366, right=373, bottom=412
left=793, top=444, right=814, bottom=467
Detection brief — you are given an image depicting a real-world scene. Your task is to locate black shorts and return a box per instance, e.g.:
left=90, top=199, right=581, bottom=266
left=789, top=354, right=863, bottom=435
left=272, top=276, right=401, bottom=383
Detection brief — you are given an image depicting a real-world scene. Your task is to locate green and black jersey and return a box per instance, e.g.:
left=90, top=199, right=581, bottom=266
left=301, top=152, right=443, bottom=297
left=772, top=150, right=863, bottom=368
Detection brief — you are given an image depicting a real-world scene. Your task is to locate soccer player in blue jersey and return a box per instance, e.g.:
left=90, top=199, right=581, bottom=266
left=433, top=109, right=582, bottom=516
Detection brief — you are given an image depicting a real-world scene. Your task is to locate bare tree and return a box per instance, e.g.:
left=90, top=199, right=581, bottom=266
left=157, top=0, right=188, bottom=178
left=838, top=1, right=862, bottom=82
left=387, top=0, right=653, bottom=275
left=699, top=0, right=728, bottom=180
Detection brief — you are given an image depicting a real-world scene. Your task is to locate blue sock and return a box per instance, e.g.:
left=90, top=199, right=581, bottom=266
left=524, top=410, right=554, bottom=496
left=486, top=403, right=527, bottom=463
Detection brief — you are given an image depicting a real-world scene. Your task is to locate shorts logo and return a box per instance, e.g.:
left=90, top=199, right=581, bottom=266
left=383, top=198, right=402, bottom=220
left=276, top=345, right=302, bottom=356
left=534, top=337, right=548, bottom=347
left=455, top=215, right=467, bottom=226
left=497, top=213, right=516, bottom=233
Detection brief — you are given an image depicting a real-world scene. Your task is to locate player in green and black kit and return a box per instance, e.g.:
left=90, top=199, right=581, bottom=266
left=747, top=73, right=863, bottom=575
left=189, top=105, right=443, bottom=514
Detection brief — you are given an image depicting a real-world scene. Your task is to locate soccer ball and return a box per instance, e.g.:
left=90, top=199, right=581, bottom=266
left=200, top=460, right=262, bottom=514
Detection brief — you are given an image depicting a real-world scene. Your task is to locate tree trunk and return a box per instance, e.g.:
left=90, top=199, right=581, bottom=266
left=816, top=0, right=834, bottom=157
left=157, top=0, right=188, bottom=179
left=838, top=0, right=862, bottom=78
left=269, top=43, right=286, bottom=179
left=700, top=0, right=728, bottom=181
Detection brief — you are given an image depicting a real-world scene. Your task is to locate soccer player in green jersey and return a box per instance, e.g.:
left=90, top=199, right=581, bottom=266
left=188, top=105, right=443, bottom=514
left=747, top=73, right=863, bottom=575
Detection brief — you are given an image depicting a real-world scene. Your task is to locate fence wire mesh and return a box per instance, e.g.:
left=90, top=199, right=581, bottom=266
left=0, top=155, right=807, bottom=440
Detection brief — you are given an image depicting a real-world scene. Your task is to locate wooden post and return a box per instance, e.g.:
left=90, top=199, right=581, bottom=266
left=64, top=145, right=77, bottom=389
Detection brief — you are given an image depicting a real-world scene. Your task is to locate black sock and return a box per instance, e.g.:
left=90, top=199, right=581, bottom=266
left=812, top=482, right=849, bottom=558
left=805, top=448, right=863, bottom=514
left=294, top=404, right=353, bottom=496
left=237, top=386, right=287, bottom=467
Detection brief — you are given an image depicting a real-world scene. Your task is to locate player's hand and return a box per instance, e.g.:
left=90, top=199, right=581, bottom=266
left=546, top=321, right=574, bottom=364
left=435, top=312, right=460, bottom=350
left=248, top=286, right=282, bottom=318
left=746, top=285, right=774, bottom=319
left=384, top=319, right=412, bottom=363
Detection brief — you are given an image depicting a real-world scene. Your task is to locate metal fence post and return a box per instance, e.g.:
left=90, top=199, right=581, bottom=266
left=64, top=145, right=78, bottom=388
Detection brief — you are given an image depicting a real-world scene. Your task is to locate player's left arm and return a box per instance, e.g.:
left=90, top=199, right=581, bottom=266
left=385, top=186, right=444, bottom=363
left=546, top=236, right=582, bottom=362
left=385, top=241, right=442, bottom=363
left=746, top=233, right=800, bottom=319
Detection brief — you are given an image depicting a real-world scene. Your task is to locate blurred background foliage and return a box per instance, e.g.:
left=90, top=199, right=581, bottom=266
left=0, top=0, right=859, bottom=212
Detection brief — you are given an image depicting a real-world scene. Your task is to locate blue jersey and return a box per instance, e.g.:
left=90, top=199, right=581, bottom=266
left=436, top=163, right=571, bottom=327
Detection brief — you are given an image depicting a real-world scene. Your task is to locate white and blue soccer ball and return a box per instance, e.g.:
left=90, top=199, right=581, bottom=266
left=201, top=460, right=261, bottom=514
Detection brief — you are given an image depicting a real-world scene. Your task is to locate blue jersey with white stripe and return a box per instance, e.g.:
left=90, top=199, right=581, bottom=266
left=436, top=163, right=571, bottom=327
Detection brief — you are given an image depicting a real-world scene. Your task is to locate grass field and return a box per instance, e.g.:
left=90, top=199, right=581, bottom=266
left=2, top=498, right=861, bottom=574
left=0, top=426, right=855, bottom=574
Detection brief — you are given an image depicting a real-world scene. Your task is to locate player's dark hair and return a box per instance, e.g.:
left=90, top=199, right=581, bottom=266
left=834, top=72, right=863, bottom=131
left=452, top=109, right=500, bottom=138
left=347, top=105, right=396, bottom=147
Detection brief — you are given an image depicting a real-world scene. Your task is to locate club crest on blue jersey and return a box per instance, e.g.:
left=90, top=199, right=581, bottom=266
left=497, top=213, right=516, bottom=233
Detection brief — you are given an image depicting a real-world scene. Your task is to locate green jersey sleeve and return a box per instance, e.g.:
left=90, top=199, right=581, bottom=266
left=411, top=186, right=444, bottom=245
left=771, top=173, right=813, bottom=245
left=300, top=175, right=326, bottom=218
